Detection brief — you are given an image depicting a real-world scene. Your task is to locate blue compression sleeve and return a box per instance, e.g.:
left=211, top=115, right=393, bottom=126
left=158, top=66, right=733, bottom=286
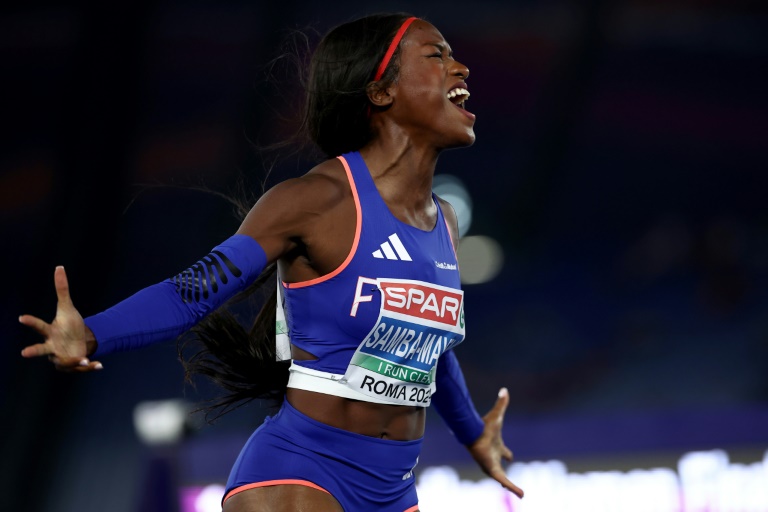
left=432, top=350, right=485, bottom=445
left=85, top=234, right=267, bottom=357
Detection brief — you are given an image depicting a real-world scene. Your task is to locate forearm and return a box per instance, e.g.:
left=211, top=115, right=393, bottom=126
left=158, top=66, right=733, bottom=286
left=85, top=281, right=206, bottom=356
left=432, top=349, right=485, bottom=445
left=84, top=234, right=267, bottom=357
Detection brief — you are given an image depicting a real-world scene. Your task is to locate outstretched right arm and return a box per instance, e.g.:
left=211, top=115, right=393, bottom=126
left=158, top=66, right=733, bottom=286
left=19, top=161, right=351, bottom=372
left=19, top=266, right=101, bottom=372
left=83, top=234, right=268, bottom=357
left=19, top=233, right=267, bottom=371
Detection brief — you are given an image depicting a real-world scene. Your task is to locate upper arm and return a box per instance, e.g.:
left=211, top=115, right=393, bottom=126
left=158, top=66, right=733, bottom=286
left=235, top=159, right=351, bottom=264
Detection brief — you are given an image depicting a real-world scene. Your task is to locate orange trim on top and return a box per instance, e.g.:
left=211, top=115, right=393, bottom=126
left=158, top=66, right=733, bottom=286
left=282, top=155, right=362, bottom=289
left=223, top=479, right=331, bottom=503
left=403, top=505, right=420, bottom=512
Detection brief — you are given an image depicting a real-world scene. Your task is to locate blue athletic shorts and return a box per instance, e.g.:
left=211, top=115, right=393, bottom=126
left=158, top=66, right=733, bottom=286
left=224, top=399, right=422, bottom=511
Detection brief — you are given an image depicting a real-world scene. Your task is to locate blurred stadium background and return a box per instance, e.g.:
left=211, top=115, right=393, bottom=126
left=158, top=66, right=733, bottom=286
left=2, top=1, right=767, bottom=511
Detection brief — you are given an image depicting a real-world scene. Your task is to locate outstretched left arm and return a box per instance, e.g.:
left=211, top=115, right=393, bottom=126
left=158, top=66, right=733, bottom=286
left=432, top=350, right=524, bottom=499
left=433, top=196, right=524, bottom=498
left=466, top=386, right=524, bottom=498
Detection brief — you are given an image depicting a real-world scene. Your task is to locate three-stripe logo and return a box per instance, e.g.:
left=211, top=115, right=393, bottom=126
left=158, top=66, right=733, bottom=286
left=372, top=233, right=412, bottom=261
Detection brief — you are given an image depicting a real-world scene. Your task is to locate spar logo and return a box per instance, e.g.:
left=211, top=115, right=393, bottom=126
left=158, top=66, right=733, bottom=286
left=351, top=277, right=463, bottom=328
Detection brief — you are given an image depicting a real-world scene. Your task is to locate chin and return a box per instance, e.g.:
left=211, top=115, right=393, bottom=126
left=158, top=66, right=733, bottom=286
left=435, top=126, right=476, bottom=151
left=450, top=130, right=476, bottom=149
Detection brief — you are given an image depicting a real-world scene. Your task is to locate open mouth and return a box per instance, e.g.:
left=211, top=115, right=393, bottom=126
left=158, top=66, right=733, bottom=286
left=447, top=87, right=470, bottom=109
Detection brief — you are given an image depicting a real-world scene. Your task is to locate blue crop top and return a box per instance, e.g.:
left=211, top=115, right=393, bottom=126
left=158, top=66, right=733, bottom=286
left=281, top=151, right=466, bottom=406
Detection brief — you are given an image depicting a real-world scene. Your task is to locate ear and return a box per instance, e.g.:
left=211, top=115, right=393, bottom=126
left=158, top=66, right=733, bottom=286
left=366, top=81, right=395, bottom=109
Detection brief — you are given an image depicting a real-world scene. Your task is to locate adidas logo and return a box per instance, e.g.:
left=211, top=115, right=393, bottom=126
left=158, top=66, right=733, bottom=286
left=372, top=233, right=412, bottom=261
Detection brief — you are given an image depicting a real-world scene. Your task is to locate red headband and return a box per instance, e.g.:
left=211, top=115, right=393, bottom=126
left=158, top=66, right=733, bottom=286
left=373, top=17, right=418, bottom=81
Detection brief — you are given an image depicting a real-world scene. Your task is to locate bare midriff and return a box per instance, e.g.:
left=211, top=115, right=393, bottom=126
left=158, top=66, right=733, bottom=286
left=287, top=345, right=426, bottom=441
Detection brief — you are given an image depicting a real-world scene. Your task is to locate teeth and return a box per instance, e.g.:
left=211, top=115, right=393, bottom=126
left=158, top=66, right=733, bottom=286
left=446, top=87, right=470, bottom=101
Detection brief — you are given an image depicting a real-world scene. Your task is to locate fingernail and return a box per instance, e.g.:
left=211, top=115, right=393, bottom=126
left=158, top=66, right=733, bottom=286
left=79, top=359, right=90, bottom=366
left=498, top=387, right=508, bottom=397
left=56, top=265, right=64, bottom=270
left=18, top=315, right=23, bottom=322
left=94, top=363, right=104, bottom=370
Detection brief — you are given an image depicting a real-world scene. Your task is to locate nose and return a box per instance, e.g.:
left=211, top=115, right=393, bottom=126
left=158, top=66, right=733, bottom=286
left=452, top=59, right=469, bottom=80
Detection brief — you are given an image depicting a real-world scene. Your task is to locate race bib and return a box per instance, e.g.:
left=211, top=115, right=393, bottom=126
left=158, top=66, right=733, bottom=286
left=341, top=278, right=465, bottom=406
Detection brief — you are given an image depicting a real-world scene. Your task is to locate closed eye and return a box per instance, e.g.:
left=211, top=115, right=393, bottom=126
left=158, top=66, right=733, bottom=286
left=424, top=42, right=454, bottom=60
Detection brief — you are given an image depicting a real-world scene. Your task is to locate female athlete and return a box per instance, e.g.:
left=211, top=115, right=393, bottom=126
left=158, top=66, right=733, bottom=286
left=20, top=13, right=524, bottom=512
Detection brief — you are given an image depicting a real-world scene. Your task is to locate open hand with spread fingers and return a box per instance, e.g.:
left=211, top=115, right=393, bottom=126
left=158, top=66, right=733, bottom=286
left=467, top=387, right=525, bottom=499
left=19, top=266, right=102, bottom=372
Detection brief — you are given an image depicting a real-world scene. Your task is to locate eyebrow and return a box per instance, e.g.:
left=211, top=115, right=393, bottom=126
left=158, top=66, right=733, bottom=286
left=423, top=42, right=453, bottom=57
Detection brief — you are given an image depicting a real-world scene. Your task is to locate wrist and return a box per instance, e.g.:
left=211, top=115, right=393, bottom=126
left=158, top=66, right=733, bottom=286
left=84, top=326, right=98, bottom=356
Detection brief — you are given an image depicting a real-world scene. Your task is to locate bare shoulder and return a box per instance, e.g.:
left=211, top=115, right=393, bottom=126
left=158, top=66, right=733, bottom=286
left=264, top=158, right=349, bottom=207
left=435, top=194, right=460, bottom=244
left=236, top=158, right=353, bottom=258
left=300, top=157, right=351, bottom=203
left=245, top=158, right=349, bottom=221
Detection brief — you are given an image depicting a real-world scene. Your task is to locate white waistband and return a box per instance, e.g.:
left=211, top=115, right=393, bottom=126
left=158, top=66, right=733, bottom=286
left=287, top=362, right=399, bottom=405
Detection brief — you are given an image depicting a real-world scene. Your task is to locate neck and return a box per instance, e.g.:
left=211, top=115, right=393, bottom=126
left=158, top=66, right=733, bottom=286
left=359, top=134, right=441, bottom=210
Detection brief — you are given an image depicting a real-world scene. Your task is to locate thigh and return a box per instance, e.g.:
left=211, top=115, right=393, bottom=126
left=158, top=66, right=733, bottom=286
left=223, top=484, right=344, bottom=512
